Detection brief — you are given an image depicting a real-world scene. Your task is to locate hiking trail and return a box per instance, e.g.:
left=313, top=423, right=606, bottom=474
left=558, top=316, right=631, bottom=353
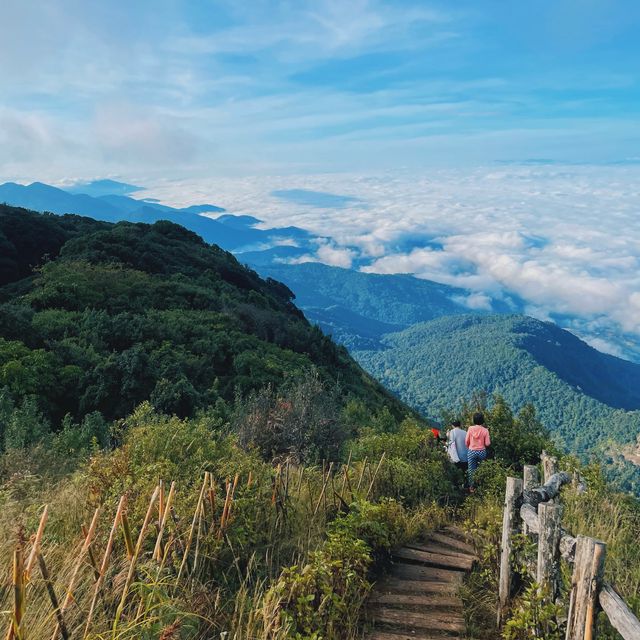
left=365, top=525, right=477, bottom=639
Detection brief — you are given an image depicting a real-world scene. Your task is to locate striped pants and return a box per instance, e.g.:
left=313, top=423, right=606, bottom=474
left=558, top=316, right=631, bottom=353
left=467, top=449, right=487, bottom=487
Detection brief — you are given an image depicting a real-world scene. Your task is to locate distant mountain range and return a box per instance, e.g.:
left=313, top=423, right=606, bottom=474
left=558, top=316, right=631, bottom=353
left=0, top=180, right=314, bottom=253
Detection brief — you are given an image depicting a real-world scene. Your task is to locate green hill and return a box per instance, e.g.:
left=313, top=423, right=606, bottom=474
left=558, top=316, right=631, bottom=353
left=0, top=204, right=404, bottom=445
left=254, top=262, right=517, bottom=349
left=355, top=314, right=640, bottom=453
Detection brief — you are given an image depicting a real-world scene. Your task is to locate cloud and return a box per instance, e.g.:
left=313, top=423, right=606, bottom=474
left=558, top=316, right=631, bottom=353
left=139, top=164, right=640, bottom=359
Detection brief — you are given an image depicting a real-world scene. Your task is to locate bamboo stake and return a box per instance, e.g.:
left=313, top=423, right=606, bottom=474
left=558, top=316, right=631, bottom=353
left=50, top=507, right=100, bottom=640
left=83, top=496, right=126, bottom=639
left=153, top=482, right=176, bottom=562
left=37, top=553, right=69, bottom=640
left=271, top=464, right=281, bottom=507
left=121, top=511, right=134, bottom=560
left=313, top=462, right=333, bottom=516
left=178, top=474, right=209, bottom=579
left=192, top=501, right=206, bottom=576
left=366, top=452, right=386, bottom=499
left=6, top=543, right=24, bottom=640
left=81, top=524, right=101, bottom=581
left=112, top=486, right=160, bottom=633
left=219, top=473, right=239, bottom=537
left=208, top=482, right=217, bottom=535
left=356, top=457, right=368, bottom=492
left=25, top=505, right=48, bottom=580
left=340, top=451, right=352, bottom=497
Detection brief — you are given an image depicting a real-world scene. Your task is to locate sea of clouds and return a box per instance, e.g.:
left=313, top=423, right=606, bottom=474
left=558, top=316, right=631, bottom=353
left=139, top=164, right=640, bottom=361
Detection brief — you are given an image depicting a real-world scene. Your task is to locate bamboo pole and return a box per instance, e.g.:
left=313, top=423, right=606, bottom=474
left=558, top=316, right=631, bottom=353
left=313, top=462, right=333, bottom=516
left=112, top=486, right=160, bottom=633
left=121, top=511, right=134, bottom=560
left=83, top=496, right=126, bottom=638
left=37, top=553, right=69, bottom=640
left=24, top=505, right=48, bottom=580
left=50, top=507, right=100, bottom=640
left=366, top=452, right=386, bottom=499
left=153, top=482, right=176, bottom=562
left=6, top=543, right=24, bottom=640
left=178, top=474, right=209, bottom=578
left=356, top=457, right=368, bottom=492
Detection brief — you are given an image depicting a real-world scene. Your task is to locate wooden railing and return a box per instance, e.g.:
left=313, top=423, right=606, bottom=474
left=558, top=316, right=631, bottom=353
left=497, top=451, right=640, bottom=640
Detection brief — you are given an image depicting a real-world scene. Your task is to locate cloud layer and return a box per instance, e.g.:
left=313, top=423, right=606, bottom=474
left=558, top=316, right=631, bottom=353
left=139, top=164, right=640, bottom=359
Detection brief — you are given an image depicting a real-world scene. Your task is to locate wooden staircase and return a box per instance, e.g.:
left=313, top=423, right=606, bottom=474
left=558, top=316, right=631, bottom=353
left=365, top=526, right=476, bottom=639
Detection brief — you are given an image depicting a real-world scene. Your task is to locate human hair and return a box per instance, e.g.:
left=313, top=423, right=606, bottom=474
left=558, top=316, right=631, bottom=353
left=451, top=420, right=461, bottom=428
left=472, top=412, right=485, bottom=426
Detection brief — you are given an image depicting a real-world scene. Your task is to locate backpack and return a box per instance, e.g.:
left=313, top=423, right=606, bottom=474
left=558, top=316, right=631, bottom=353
left=447, top=434, right=460, bottom=463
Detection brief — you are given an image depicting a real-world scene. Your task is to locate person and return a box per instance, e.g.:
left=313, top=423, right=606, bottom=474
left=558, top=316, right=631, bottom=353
left=465, top=412, right=491, bottom=491
left=446, top=420, right=468, bottom=475
left=430, top=426, right=444, bottom=442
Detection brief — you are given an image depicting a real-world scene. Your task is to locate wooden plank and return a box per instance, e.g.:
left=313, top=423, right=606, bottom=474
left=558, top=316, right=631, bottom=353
left=497, top=477, right=523, bottom=626
left=442, top=525, right=472, bottom=544
left=368, top=592, right=463, bottom=609
left=394, top=547, right=473, bottom=572
left=372, top=608, right=465, bottom=633
left=368, top=632, right=463, bottom=640
left=599, top=582, right=640, bottom=640
left=405, top=542, right=476, bottom=562
left=374, top=578, right=460, bottom=595
left=427, top=532, right=476, bottom=556
left=392, top=563, right=464, bottom=584
left=367, top=632, right=462, bottom=640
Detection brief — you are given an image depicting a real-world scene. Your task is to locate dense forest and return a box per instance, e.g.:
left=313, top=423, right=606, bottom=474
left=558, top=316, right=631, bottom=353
left=355, top=314, right=640, bottom=490
left=0, top=204, right=404, bottom=454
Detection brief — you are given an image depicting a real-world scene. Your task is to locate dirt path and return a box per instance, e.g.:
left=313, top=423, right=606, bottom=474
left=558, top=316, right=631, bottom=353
left=365, top=526, right=476, bottom=640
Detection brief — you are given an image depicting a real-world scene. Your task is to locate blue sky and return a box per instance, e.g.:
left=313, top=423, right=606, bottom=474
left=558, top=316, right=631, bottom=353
left=1, top=0, right=640, bottom=179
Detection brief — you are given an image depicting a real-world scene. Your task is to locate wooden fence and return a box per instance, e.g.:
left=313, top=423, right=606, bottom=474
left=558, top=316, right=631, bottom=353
left=498, top=451, right=640, bottom=640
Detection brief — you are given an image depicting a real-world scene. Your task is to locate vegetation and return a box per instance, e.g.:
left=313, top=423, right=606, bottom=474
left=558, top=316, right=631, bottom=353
left=355, top=314, right=640, bottom=490
left=458, top=395, right=640, bottom=640
left=0, top=204, right=405, bottom=449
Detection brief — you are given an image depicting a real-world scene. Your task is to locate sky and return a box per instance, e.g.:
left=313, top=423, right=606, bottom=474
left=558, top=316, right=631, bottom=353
left=2, top=0, right=640, bottom=178
left=1, top=0, right=639, bottom=358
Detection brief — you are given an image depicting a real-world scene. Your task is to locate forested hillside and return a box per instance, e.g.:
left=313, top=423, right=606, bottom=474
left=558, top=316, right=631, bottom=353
left=254, top=262, right=517, bottom=349
left=355, top=314, right=640, bottom=462
left=0, top=204, right=404, bottom=450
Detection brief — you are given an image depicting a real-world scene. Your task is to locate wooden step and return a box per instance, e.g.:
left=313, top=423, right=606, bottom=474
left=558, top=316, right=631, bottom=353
left=405, top=543, right=477, bottom=563
left=442, top=525, right=472, bottom=544
left=372, top=608, right=466, bottom=634
left=392, top=563, right=465, bottom=584
left=427, top=532, right=476, bottom=556
left=368, top=592, right=463, bottom=609
left=368, top=632, right=462, bottom=640
left=392, top=562, right=463, bottom=585
left=393, top=547, right=473, bottom=572
left=375, top=578, right=460, bottom=596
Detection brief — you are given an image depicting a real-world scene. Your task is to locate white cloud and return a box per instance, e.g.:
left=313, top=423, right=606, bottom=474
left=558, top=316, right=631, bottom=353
left=139, top=164, right=640, bottom=358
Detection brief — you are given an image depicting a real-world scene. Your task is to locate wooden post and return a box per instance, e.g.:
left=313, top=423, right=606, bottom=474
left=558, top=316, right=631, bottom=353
left=542, top=453, right=558, bottom=484
left=523, top=465, right=539, bottom=536
left=536, top=502, right=562, bottom=599
left=566, top=535, right=606, bottom=640
left=497, top=476, right=523, bottom=626
left=523, top=465, right=539, bottom=490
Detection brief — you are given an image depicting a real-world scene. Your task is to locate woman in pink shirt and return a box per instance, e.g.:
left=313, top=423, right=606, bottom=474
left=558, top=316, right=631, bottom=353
left=465, top=412, right=491, bottom=490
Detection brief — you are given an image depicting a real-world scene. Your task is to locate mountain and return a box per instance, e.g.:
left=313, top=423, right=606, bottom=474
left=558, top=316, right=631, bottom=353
left=0, top=204, right=404, bottom=435
left=64, top=179, right=142, bottom=197
left=354, top=314, right=640, bottom=454
left=0, top=181, right=313, bottom=252
left=252, top=262, right=521, bottom=349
